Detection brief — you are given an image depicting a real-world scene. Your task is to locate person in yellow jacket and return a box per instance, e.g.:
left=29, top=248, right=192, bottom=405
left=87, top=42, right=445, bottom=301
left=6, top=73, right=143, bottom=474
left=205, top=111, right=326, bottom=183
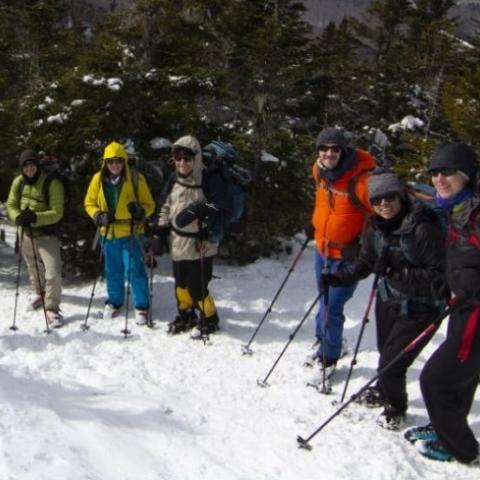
left=84, top=141, right=155, bottom=325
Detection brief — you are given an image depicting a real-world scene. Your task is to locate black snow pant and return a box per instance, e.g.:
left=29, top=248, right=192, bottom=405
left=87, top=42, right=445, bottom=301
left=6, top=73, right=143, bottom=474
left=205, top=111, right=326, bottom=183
left=375, top=297, right=437, bottom=413
left=420, top=306, right=480, bottom=463
left=173, top=257, right=213, bottom=303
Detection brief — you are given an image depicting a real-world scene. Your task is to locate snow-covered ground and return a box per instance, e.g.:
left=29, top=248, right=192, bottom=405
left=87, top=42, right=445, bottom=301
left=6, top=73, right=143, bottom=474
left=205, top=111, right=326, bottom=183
left=0, top=230, right=478, bottom=480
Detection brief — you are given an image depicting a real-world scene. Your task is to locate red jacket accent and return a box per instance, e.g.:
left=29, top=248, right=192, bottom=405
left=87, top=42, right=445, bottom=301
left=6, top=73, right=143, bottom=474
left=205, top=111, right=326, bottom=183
left=311, top=149, right=376, bottom=259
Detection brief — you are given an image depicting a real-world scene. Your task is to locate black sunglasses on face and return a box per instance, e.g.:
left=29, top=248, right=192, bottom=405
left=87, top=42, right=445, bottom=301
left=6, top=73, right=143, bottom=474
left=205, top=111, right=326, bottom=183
left=106, top=158, right=124, bottom=165
left=318, top=145, right=342, bottom=153
left=430, top=168, right=457, bottom=178
left=173, top=151, right=194, bottom=162
left=370, top=192, right=398, bottom=206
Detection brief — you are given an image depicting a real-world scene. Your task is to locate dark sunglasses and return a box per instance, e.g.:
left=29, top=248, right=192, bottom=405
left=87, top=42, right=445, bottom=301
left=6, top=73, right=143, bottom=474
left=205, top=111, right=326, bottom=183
left=173, top=150, right=194, bottom=162
left=318, top=145, right=342, bottom=153
left=430, top=168, right=457, bottom=178
left=106, top=158, right=124, bottom=165
left=370, top=192, right=398, bottom=206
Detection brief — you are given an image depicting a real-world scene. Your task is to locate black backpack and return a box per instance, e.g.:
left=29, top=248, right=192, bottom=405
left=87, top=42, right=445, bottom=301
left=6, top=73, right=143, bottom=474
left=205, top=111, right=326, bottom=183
left=159, top=141, right=252, bottom=243
left=202, top=141, right=252, bottom=240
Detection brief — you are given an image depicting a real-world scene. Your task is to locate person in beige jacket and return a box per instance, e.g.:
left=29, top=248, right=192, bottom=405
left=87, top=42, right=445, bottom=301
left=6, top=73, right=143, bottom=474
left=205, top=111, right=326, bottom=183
left=155, top=135, right=230, bottom=338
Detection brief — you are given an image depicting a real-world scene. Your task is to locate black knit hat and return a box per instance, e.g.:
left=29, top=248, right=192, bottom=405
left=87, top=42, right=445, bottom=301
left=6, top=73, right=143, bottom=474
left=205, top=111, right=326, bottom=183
left=18, top=149, right=39, bottom=168
left=428, top=142, right=477, bottom=182
left=315, top=127, right=348, bottom=151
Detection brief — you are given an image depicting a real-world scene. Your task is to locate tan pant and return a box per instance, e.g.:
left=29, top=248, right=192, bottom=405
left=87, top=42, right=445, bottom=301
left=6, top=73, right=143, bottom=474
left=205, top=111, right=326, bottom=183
left=22, top=234, right=62, bottom=311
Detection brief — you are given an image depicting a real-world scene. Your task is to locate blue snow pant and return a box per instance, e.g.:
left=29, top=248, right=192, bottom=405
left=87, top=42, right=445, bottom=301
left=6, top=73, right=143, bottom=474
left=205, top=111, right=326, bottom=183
left=102, top=235, right=149, bottom=310
left=314, top=250, right=357, bottom=361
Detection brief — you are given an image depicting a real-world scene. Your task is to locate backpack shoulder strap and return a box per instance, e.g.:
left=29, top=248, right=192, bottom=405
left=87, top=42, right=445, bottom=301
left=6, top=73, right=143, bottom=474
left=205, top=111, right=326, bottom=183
left=347, top=171, right=370, bottom=215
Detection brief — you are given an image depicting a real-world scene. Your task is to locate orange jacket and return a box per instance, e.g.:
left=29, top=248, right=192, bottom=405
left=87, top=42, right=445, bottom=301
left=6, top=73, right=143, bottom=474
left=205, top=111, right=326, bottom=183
left=311, top=149, right=376, bottom=259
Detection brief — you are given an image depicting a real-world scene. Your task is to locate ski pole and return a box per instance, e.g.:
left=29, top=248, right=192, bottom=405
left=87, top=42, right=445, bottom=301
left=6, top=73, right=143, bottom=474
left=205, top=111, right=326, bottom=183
left=257, top=292, right=321, bottom=388
left=82, top=224, right=110, bottom=331
left=10, top=227, right=25, bottom=331
left=147, top=250, right=155, bottom=328
left=320, top=259, right=330, bottom=394
left=28, top=228, right=51, bottom=334
left=296, top=302, right=459, bottom=450
left=242, top=237, right=309, bottom=355
left=121, top=220, right=134, bottom=338
left=339, top=275, right=380, bottom=402
left=198, top=239, right=209, bottom=345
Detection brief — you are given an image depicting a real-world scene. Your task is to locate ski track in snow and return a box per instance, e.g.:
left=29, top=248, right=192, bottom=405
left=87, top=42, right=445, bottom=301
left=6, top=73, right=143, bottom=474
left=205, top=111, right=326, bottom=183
left=0, top=234, right=478, bottom=480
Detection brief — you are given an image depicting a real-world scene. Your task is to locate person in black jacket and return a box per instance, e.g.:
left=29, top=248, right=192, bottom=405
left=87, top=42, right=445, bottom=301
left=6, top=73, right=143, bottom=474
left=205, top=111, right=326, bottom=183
left=412, top=143, right=480, bottom=464
left=323, top=169, right=446, bottom=430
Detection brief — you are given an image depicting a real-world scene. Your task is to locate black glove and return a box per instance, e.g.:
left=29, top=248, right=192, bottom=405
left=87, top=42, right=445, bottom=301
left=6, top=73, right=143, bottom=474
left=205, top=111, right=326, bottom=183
left=430, top=277, right=450, bottom=302
left=372, top=255, right=391, bottom=277
left=452, top=268, right=480, bottom=304
left=321, top=272, right=345, bottom=288
left=150, top=225, right=170, bottom=239
left=176, top=201, right=215, bottom=228
left=127, top=201, right=146, bottom=222
left=94, top=211, right=115, bottom=226
left=304, top=224, right=315, bottom=241
left=150, top=235, right=170, bottom=256
left=15, top=208, right=37, bottom=227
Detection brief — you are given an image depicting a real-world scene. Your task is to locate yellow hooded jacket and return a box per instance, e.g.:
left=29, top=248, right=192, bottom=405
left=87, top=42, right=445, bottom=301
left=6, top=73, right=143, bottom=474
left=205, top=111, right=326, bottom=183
left=84, top=142, right=155, bottom=238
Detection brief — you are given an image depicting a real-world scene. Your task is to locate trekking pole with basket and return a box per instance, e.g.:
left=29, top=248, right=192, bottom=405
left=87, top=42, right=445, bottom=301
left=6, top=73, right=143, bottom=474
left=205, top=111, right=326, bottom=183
left=28, top=228, right=51, bottom=334
left=197, top=240, right=209, bottom=345
left=147, top=250, right=155, bottom=329
left=257, top=292, right=322, bottom=388
left=121, top=220, right=135, bottom=338
left=10, top=227, right=25, bottom=331
left=241, top=237, right=310, bottom=356
left=296, top=302, right=459, bottom=451
left=81, top=224, right=111, bottom=331
left=339, top=275, right=380, bottom=402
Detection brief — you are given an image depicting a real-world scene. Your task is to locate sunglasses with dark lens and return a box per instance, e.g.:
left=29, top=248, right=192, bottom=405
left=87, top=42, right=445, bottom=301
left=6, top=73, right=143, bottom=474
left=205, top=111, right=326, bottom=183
left=106, top=158, right=124, bottom=165
left=430, top=168, right=457, bottom=178
left=318, top=145, right=342, bottom=153
left=173, top=150, right=194, bottom=162
left=370, top=192, right=398, bottom=206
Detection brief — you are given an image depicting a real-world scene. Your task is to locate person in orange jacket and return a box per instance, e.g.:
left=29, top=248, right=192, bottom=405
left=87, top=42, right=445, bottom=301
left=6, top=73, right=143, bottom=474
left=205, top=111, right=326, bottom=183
left=306, top=127, right=376, bottom=375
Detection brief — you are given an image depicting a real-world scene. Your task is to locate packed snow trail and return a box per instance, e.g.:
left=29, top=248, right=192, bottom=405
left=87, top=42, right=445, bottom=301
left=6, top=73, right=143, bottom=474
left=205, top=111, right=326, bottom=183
left=0, top=235, right=478, bottom=480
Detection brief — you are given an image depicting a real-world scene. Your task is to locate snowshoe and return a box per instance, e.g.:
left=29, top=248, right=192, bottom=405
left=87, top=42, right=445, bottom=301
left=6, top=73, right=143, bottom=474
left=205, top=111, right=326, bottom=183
left=306, top=361, right=336, bottom=394
left=190, top=315, right=219, bottom=340
left=376, top=403, right=405, bottom=431
left=103, top=302, right=120, bottom=320
left=135, top=309, right=149, bottom=326
left=27, top=293, right=44, bottom=311
left=46, top=310, right=63, bottom=329
left=417, top=439, right=453, bottom=462
left=168, top=310, right=198, bottom=335
left=404, top=424, right=438, bottom=444
left=354, top=385, right=384, bottom=408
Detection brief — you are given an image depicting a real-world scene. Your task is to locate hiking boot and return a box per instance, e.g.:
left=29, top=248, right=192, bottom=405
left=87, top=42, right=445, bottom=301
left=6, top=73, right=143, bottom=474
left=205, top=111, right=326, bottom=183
left=404, top=424, right=438, bottom=444
left=355, top=385, right=384, bottom=408
left=376, top=403, right=405, bottom=431
left=191, top=313, right=220, bottom=339
left=103, top=302, right=120, bottom=320
left=28, top=293, right=44, bottom=311
left=168, top=310, right=198, bottom=335
left=417, top=439, right=453, bottom=462
left=135, top=309, right=149, bottom=326
left=46, top=310, right=63, bottom=328
left=305, top=337, right=348, bottom=367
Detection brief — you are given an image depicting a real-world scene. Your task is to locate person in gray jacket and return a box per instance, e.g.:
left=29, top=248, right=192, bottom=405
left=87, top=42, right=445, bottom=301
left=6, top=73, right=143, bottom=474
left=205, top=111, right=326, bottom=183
left=154, top=135, right=230, bottom=338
